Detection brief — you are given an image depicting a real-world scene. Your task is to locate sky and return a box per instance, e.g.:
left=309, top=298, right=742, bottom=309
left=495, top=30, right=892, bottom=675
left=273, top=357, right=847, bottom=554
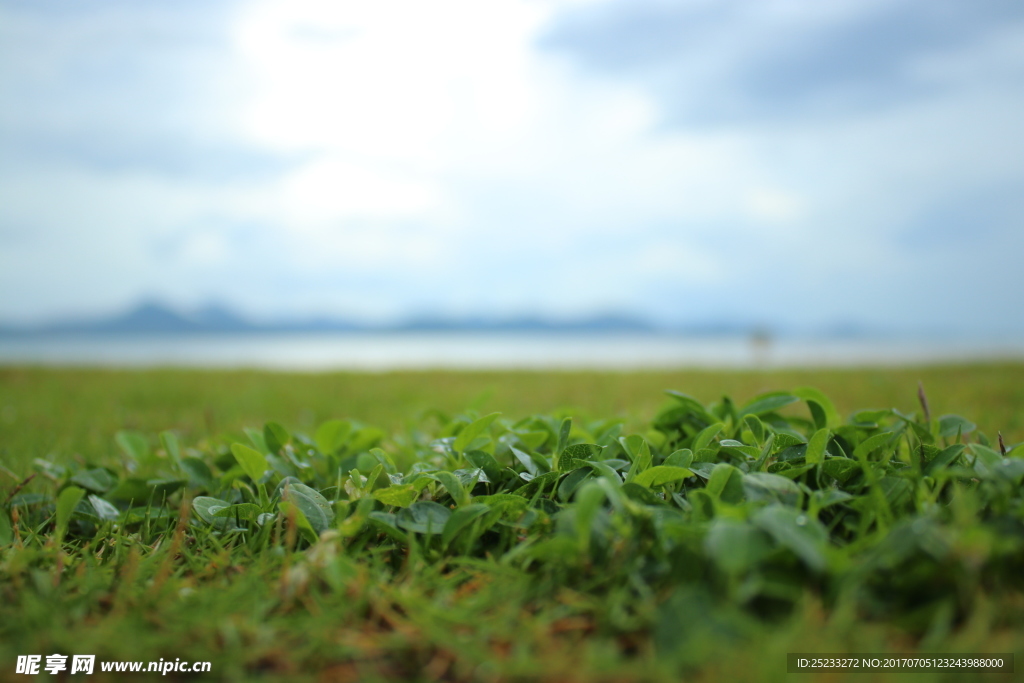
left=1, top=0, right=1022, bottom=334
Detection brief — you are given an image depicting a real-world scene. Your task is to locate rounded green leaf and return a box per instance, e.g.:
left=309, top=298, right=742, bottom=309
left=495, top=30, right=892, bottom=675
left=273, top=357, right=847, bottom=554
left=431, top=471, right=469, bottom=507
left=263, top=422, right=291, bottom=454
left=192, top=496, right=232, bottom=524
left=442, top=503, right=491, bottom=546
left=115, top=430, right=150, bottom=463
left=705, top=463, right=745, bottom=504
left=70, top=468, right=116, bottom=493
left=160, top=430, right=182, bottom=466
left=559, top=443, right=602, bottom=473
left=738, top=393, right=800, bottom=418
left=704, top=519, right=773, bottom=575
left=282, top=482, right=334, bottom=533
left=315, top=419, right=352, bottom=455
left=453, top=412, right=501, bottom=454
left=938, top=415, right=976, bottom=438
left=372, top=484, right=420, bottom=508
left=88, top=494, right=120, bottom=521
left=0, top=510, right=13, bottom=546
left=805, top=428, right=831, bottom=465
left=633, top=466, right=693, bottom=489
left=752, top=505, right=829, bottom=573
left=742, top=472, right=801, bottom=505
left=278, top=501, right=319, bottom=543
left=212, top=503, right=263, bottom=521
left=793, top=387, right=841, bottom=428
left=397, top=501, right=452, bottom=534
left=231, top=443, right=269, bottom=483
left=55, top=486, right=86, bottom=541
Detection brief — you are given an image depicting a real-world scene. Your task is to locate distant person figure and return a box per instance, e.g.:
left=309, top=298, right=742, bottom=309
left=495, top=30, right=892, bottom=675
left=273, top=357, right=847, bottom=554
left=750, top=327, right=772, bottom=367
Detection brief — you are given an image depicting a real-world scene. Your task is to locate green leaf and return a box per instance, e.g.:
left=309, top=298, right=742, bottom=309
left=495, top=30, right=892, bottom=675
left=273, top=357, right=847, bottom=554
left=315, top=419, right=352, bottom=455
left=282, top=482, right=334, bottom=533
left=555, top=417, right=572, bottom=459
left=213, top=503, right=263, bottom=522
left=465, top=450, right=503, bottom=484
left=442, top=503, right=491, bottom=546
left=263, top=422, right=291, bottom=454
left=851, top=409, right=894, bottom=427
left=231, top=443, right=269, bottom=482
left=558, top=443, right=602, bottom=472
left=179, top=457, right=214, bottom=488
left=55, top=486, right=85, bottom=542
left=853, top=432, right=896, bottom=460
left=516, top=430, right=549, bottom=451
left=704, top=519, right=773, bottom=575
left=369, top=447, right=397, bottom=474
left=192, top=496, right=232, bottom=524
left=147, top=478, right=183, bottom=498
left=738, top=393, right=799, bottom=418
left=115, top=431, right=149, bottom=463
left=704, top=464, right=744, bottom=504
left=805, top=428, right=830, bottom=465
left=633, top=466, right=693, bottom=488
left=366, top=511, right=408, bottom=542
left=938, top=415, right=976, bottom=439
left=432, top=471, right=470, bottom=507
left=718, top=440, right=760, bottom=458
left=348, top=426, right=385, bottom=454
left=619, top=483, right=665, bottom=506
left=819, top=457, right=859, bottom=483
left=751, top=505, right=828, bottom=572
left=622, top=435, right=652, bottom=482
left=88, top=495, right=119, bottom=521
left=372, top=484, right=420, bottom=508
left=574, top=482, right=607, bottom=551
left=742, top=472, right=801, bottom=505
left=70, top=468, right=116, bottom=493
left=474, top=494, right=529, bottom=522
left=278, top=501, right=319, bottom=543
left=663, top=449, right=694, bottom=469
left=664, top=391, right=716, bottom=422
left=9, top=493, right=50, bottom=507
left=159, top=430, right=182, bottom=466
left=810, top=489, right=853, bottom=510
left=453, top=412, right=501, bottom=454
left=514, top=471, right=560, bottom=498
left=923, top=444, right=965, bottom=476
left=968, top=444, right=1007, bottom=479
left=0, top=510, right=12, bottom=546
left=692, top=423, right=724, bottom=452
left=742, top=415, right=766, bottom=444
left=105, top=478, right=152, bottom=504
left=510, top=446, right=541, bottom=476
left=772, top=433, right=806, bottom=450
left=397, top=501, right=452, bottom=534
left=793, top=387, right=841, bottom=428
left=557, top=467, right=592, bottom=501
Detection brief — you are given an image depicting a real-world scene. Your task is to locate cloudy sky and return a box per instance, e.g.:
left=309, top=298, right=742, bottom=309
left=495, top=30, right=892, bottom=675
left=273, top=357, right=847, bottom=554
left=1, top=0, right=1022, bottom=333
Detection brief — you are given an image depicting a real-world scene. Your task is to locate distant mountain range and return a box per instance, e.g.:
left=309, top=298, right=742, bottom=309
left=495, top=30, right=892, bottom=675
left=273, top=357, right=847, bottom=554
left=0, top=301, right=687, bottom=336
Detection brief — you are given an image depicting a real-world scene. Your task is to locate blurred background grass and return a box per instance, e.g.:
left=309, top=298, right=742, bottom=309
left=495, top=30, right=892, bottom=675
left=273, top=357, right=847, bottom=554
left=3, top=364, right=1022, bottom=473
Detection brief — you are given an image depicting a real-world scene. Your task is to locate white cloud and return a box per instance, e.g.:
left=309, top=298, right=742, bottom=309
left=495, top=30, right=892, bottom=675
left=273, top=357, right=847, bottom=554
left=0, top=0, right=1021, bottom=332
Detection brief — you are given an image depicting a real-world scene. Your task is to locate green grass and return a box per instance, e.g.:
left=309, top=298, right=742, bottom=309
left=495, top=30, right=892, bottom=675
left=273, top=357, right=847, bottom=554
left=2, top=365, right=1024, bottom=682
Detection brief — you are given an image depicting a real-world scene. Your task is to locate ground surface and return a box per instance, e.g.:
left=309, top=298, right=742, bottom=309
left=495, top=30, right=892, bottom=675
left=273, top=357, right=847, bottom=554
left=1, top=364, right=1023, bottom=682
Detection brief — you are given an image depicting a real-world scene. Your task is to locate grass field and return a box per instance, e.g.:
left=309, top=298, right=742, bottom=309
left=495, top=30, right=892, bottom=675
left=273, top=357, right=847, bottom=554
left=2, top=364, right=1024, bottom=682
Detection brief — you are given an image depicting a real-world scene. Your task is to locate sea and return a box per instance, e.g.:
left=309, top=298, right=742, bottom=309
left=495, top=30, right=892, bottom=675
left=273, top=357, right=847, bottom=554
left=1, top=332, right=1022, bottom=371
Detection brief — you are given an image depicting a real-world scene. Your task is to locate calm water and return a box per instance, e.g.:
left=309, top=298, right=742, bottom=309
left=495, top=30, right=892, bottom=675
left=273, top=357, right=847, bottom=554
left=1, top=333, right=1022, bottom=370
